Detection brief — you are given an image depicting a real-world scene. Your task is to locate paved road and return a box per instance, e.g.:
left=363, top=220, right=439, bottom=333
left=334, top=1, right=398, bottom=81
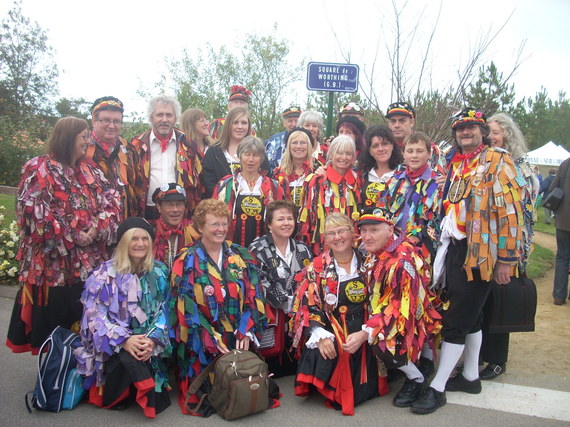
left=1, top=284, right=568, bottom=427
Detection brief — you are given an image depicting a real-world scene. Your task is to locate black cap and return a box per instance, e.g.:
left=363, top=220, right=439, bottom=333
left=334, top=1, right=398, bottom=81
left=116, top=217, right=155, bottom=243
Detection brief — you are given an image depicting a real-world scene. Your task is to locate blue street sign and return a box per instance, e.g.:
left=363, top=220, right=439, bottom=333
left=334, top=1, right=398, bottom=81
left=306, top=62, right=360, bottom=93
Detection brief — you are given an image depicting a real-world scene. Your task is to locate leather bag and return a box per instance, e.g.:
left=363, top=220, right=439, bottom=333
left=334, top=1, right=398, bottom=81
left=185, top=350, right=269, bottom=420
left=485, top=276, right=537, bottom=333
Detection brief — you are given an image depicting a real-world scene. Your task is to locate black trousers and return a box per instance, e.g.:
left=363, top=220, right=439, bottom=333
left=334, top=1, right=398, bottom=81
left=442, top=241, right=492, bottom=345
left=481, top=330, right=509, bottom=364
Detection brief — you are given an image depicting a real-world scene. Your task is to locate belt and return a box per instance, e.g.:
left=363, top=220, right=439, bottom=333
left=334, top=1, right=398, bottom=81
left=451, top=237, right=467, bottom=246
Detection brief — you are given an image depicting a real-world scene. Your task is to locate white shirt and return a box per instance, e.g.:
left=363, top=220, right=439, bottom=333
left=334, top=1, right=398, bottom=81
left=147, top=130, right=177, bottom=206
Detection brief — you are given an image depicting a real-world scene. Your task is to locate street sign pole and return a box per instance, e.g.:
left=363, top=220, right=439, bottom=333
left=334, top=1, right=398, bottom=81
left=327, top=92, right=334, bottom=138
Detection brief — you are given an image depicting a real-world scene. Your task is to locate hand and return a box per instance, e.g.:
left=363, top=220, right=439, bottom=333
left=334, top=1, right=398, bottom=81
left=76, top=230, right=93, bottom=247
left=236, top=336, right=250, bottom=351
left=314, top=166, right=326, bottom=177
left=342, top=331, right=368, bottom=354
left=436, top=174, right=446, bottom=190
left=317, top=337, right=337, bottom=360
left=216, top=341, right=229, bottom=354
left=86, top=227, right=98, bottom=240
left=124, top=335, right=155, bottom=361
left=494, top=262, right=512, bottom=285
left=408, top=235, right=421, bottom=245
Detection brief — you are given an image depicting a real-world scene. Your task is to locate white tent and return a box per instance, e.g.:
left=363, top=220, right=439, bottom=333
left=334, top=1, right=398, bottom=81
left=527, top=141, right=570, bottom=166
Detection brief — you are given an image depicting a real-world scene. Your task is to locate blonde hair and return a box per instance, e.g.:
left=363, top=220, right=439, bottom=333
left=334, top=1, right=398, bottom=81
left=113, top=228, right=154, bottom=274
left=180, top=108, right=213, bottom=147
left=327, top=135, right=356, bottom=162
left=324, top=212, right=354, bottom=232
left=279, top=130, right=314, bottom=175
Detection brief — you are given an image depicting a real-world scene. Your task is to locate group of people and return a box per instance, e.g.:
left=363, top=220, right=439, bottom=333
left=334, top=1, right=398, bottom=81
left=5, top=84, right=543, bottom=417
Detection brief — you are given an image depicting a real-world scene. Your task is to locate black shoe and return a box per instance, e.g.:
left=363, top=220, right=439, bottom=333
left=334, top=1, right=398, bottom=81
left=410, top=387, right=446, bottom=414
left=480, top=363, right=506, bottom=380
left=445, top=374, right=482, bottom=394
left=418, top=357, right=435, bottom=380
left=393, top=379, right=425, bottom=408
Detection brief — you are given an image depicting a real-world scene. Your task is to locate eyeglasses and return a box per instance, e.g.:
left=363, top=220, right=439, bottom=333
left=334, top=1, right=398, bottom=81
left=324, top=227, right=352, bottom=238
left=206, top=222, right=228, bottom=229
left=96, top=119, right=123, bottom=126
left=290, top=140, right=308, bottom=146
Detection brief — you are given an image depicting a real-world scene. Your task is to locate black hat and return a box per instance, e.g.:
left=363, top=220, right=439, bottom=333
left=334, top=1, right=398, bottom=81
left=116, top=217, right=155, bottom=243
left=339, top=102, right=365, bottom=118
left=357, top=207, right=395, bottom=227
left=152, top=183, right=187, bottom=204
left=284, top=127, right=315, bottom=146
left=450, top=107, right=487, bottom=130
left=282, top=106, right=301, bottom=118
left=336, top=115, right=366, bottom=135
left=385, top=101, right=415, bottom=119
left=91, top=96, right=124, bottom=115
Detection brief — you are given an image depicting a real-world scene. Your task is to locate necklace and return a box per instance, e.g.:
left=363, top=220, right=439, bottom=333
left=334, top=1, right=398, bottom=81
left=335, top=254, right=353, bottom=263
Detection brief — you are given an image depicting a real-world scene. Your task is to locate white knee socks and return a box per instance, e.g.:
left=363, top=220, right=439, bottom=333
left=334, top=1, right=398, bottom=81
left=429, top=341, right=464, bottom=392
left=463, top=331, right=482, bottom=381
left=399, top=360, right=425, bottom=383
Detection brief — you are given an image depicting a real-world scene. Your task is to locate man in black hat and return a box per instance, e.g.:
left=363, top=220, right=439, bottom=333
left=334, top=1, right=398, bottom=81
left=385, top=102, right=416, bottom=148
left=86, top=96, right=139, bottom=219
left=265, top=106, right=302, bottom=171
left=411, top=108, right=523, bottom=415
left=152, top=183, right=199, bottom=269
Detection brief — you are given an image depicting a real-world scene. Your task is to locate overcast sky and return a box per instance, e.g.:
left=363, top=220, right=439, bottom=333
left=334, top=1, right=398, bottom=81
left=2, top=0, right=569, bottom=119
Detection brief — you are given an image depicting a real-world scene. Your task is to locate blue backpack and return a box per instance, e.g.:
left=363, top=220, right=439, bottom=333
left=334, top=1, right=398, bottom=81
left=25, top=326, right=85, bottom=413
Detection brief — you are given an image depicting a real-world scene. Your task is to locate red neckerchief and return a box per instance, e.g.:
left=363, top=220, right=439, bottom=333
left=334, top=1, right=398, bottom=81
left=451, top=143, right=485, bottom=163
left=153, top=217, right=185, bottom=261
left=91, top=131, right=115, bottom=156
left=326, top=165, right=356, bottom=186
left=288, top=161, right=312, bottom=181
left=406, top=163, right=428, bottom=185
left=156, top=131, right=174, bottom=152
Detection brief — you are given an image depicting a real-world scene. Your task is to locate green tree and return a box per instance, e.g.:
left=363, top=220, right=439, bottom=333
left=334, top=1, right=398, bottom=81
left=463, top=62, right=516, bottom=115
left=0, top=0, right=58, bottom=117
left=162, top=30, right=303, bottom=139
left=55, top=97, right=90, bottom=119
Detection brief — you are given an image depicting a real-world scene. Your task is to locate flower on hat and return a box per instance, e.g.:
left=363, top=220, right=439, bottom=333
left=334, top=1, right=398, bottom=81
left=468, top=110, right=476, bottom=117
left=230, top=85, right=251, bottom=97
left=475, top=111, right=483, bottom=118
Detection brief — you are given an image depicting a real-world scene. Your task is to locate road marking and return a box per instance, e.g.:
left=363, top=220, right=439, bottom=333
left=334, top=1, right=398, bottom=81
left=446, top=382, right=570, bottom=422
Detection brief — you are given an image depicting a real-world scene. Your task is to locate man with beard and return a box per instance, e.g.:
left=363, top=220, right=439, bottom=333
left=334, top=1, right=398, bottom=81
left=86, top=96, right=138, bottom=219
left=130, top=96, right=200, bottom=220
left=411, top=108, right=523, bottom=414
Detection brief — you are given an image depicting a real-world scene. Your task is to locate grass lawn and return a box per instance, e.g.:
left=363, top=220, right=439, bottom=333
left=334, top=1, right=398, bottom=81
left=533, top=209, right=556, bottom=235
left=0, top=193, right=16, bottom=224
left=526, top=242, right=555, bottom=281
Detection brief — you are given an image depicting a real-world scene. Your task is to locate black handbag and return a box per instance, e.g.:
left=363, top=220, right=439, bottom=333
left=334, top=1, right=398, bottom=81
left=542, top=165, right=568, bottom=211
left=541, top=187, right=564, bottom=211
left=485, top=276, right=537, bottom=333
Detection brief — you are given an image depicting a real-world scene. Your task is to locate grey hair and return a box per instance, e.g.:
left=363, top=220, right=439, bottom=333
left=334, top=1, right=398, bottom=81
left=237, top=136, right=266, bottom=163
left=297, top=110, right=324, bottom=141
left=147, top=96, right=182, bottom=123
left=327, top=135, right=356, bottom=162
left=487, top=112, right=527, bottom=160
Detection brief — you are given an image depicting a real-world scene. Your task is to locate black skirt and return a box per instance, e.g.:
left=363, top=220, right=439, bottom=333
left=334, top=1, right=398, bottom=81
left=6, top=282, right=83, bottom=354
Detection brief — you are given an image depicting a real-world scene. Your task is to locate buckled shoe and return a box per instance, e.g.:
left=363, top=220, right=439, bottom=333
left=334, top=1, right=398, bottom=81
left=480, top=363, right=506, bottom=380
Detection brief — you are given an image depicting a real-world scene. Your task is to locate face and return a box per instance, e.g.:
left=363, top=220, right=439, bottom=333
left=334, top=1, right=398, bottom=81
left=156, top=200, right=186, bottom=227
left=128, top=228, right=151, bottom=263
left=240, top=150, right=262, bottom=174
left=369, top=136, right=394, bottom=167
left=455, top=124, right=484, bottom=153
left=338, top=125, right=355, bottom=141
left=228, top=99, right=248, bottom=110
left=283, top=116, right=298, bottom=132
left=360, top=222, right=393, bottom=253
left=195, top=115, right=210, bottom=138
left=199, top=213, right=229, bottom=247
left=331, top=147, right=355, bottom=172
left=388, top=114, right=414, bottom=141
left=289, top=136, right=309, bottom=161
left=324, top=224, right=354, bottom=254
left=403, top=141, right=430, bottom=171
left=488, top=121, right=505, bottom=149
left=268, top=208, right=295, bottom=240
left=303, top=121, right=320, bottom=142
left=72, top=128, right=89, bottom=162
left=231, top=114, right=249, bottom=141
left=92, top=110, right=123, bottom=144
left=151, top=102, right=176, bottom=137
